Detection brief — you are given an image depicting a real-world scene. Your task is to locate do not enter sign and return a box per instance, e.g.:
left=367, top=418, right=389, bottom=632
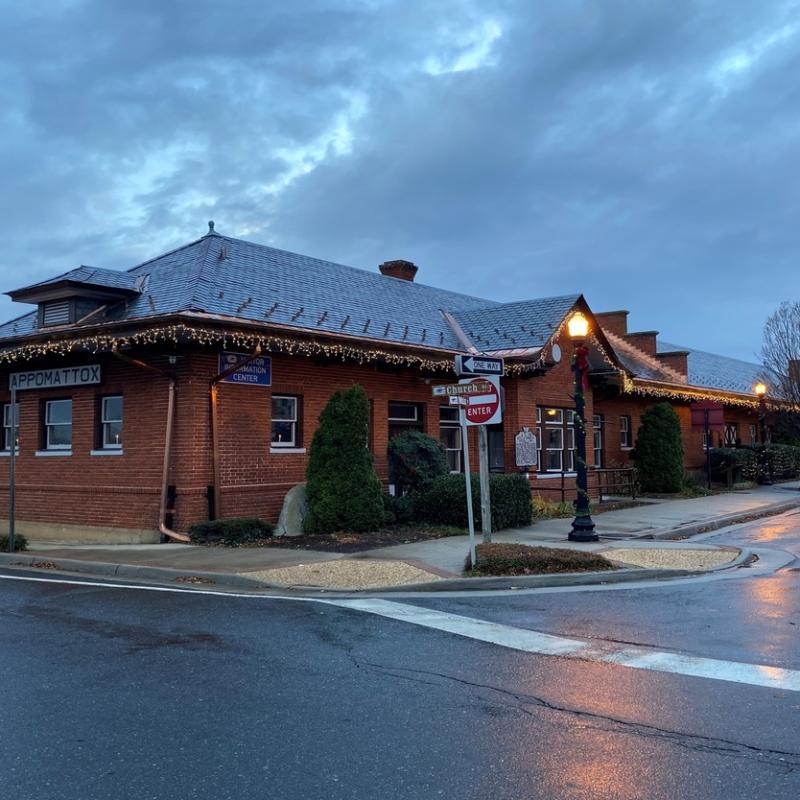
left=460, top=376, right=503, bottom=426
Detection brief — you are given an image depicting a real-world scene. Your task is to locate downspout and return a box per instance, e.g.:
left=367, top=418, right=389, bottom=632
left=209, top=348, right=262, bottom=520
left=112, top=351, right=190, bottom=543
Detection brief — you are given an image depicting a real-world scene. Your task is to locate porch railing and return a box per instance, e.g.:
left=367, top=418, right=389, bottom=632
left=532, top=467, right=637, bottom=504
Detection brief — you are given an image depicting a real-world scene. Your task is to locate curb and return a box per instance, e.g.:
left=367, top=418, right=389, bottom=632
left=0, top=545, right=753, bottom=595
left=0, top=553, right=268, bottom=591
left=632, top=497, right=800, bottom=541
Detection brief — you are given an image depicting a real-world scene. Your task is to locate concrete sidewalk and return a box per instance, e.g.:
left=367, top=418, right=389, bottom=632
left=3, top=482, right=798, bottom=590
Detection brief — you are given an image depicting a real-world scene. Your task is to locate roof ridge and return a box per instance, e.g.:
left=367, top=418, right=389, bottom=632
left=463, top=293, right=581, bottom=313
left=659, top=340, right=762, bottom=369
left=124, top=233, right=210, bottom=275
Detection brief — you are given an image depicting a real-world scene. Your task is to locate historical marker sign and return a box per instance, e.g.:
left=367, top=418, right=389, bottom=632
left=515, top=428, right=538, bottom=468
left=455, top=355, right=505, bottom=377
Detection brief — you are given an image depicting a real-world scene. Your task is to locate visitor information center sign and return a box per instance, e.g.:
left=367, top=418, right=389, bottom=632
left=9, top=365, right=101, bottom=391
left=218, top=351, right=272, bottom=386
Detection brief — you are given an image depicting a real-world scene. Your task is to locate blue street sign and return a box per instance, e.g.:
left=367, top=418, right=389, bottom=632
left=218, top=351, right=272, bottom=386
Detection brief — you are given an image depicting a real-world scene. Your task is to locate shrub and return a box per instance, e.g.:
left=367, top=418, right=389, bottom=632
left=709, top=448, right=759, bottom=483
left=187, top=517, right=274, bottom=547
left=388, top=431, right=448, bottom=496
left=305, top=384, right=385, bottom=534
left=384, top=493, right=416, bottom=525
left=766, top=443, right=800, bottom=479
left=531, top=495, right=574, bottom=520
left=0, top=533, right=28, bottom=552
left=632, top=403, right=684, bottom=493
left=467, top=543, right=615, bottom=576
left=417, top=473, right=532, bottom=531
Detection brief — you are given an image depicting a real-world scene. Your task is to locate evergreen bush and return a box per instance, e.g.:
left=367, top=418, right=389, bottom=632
left=416, top=473, right=532, bottom=531
left=304, top=384, right=385, bottom=534
left=632, top=403, right=684, bottom=493
left=0, top=533, right=28, bottom=552
left=387, top=430, right=448, bottom=496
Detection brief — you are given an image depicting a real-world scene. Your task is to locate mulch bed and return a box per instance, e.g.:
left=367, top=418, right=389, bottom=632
left=467, top=543, right=616, bottom=576
left=226, top=525, right=466, bottom=553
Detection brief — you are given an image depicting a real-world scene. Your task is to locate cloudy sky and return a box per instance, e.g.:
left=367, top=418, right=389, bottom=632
left=2, top=0, right=799, bottom=361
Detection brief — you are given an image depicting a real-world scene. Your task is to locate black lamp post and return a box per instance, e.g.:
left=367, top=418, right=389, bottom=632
left=754, top=382, right=772, bottom=486
left=568, top=312, right=598, bottom=542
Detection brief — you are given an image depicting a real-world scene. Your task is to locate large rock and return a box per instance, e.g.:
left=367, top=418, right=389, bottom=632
left=274, top=484, right=308, bottom=537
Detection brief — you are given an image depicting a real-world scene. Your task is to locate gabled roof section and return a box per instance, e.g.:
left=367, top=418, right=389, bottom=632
left=659, top=341, right=763, bottom=395
left=604, top=330, right=687, bottom=383
left=451, top=294, right=580, bottom=353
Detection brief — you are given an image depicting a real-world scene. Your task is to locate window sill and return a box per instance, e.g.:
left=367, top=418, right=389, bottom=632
left=0, top=450, right=20, bottom=457
left=620, top=446, right=634, bottom=451
left=535, top=471, right=577, bottom=479
left=35, top=450, right=72, bottom=457
left=90, top=449, right=124, bottom=456
left=270, top=447, right=306, bottom=454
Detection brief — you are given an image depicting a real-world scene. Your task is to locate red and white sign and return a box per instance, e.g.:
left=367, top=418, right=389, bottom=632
left=460, top=376, right=502, bottom=426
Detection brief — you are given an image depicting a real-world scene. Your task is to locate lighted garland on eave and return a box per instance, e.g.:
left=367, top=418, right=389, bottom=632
left=624, top=381, right=760, bottom=410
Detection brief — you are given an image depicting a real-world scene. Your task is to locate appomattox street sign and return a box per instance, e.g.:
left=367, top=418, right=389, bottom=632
left=454, top=355, right=505, bottom=377
left=9, top=364, right=101, bottom=391
left=218, top=352, right=272, bottom=386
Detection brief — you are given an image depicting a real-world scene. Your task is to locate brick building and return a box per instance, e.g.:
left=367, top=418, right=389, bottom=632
left=0, top=224, right=765, bottom=543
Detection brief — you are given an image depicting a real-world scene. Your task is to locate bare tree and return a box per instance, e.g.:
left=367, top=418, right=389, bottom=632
left=761, top=301, right=800, bottom=405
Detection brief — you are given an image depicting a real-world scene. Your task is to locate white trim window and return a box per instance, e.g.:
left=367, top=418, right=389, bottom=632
left=593, top=414, right=603, bottom=468
left=100, top=396, right=123, bottom=449
left=45, top=399, right=72, bottom=450
left=2, top=402, right=20, bottom=452
left=439, top=406, right=462, bottom=473
left=724, top=423, right=738, bottom=447
left=388, top=401, right=423, bottom=439
left=620, top=415, right=632, bottom=449
left=271, top=395, right=298, bottom=447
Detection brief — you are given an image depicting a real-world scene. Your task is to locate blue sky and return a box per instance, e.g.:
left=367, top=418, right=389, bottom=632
left=2, top=0, right=799, bottom=361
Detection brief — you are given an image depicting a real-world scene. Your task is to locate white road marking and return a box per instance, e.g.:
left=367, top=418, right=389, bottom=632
left=325, top=598, right=800, bottom=693
left=4, top=570, right=800, bottom=692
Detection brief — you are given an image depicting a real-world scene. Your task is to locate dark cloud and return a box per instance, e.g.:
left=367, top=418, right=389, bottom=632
left=1, top=0, right=798, bottom=361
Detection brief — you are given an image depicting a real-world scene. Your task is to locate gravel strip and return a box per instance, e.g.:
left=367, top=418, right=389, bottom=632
left=244, top=559, right=444, bottom=589
left=607, top=547, right=736, bottom=571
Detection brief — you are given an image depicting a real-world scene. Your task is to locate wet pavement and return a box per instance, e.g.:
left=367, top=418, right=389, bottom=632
left=1, top=509, right=799, bottom=799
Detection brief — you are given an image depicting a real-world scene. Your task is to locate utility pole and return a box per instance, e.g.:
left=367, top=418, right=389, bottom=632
left=8, top=386, right=17, bottom=553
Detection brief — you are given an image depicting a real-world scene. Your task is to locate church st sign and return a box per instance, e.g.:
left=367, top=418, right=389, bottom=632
left=9, top=364, right=102, bottom=391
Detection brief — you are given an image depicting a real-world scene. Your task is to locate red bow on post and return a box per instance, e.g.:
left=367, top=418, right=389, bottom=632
left=574, top=345, right=590, bottom=391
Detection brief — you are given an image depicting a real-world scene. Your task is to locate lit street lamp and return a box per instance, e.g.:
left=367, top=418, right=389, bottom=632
left=567, top=312, right=598, bottom=542
left=754, top=382, right=772, bottom=486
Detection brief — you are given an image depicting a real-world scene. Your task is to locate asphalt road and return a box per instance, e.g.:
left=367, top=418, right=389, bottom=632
left=1, top=512, right=799, bottom=800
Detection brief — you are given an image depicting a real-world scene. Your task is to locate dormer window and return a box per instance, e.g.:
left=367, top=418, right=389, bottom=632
left=40, top=299, right=73, bottom=327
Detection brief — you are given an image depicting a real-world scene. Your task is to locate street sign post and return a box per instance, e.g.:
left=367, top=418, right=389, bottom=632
left=455, top=355, right=505, bottom=377
left=432, top=375, right=504, bottom=552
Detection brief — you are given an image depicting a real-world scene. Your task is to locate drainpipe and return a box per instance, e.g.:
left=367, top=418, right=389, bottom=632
left=209, top=348, right=262, bottom=521
left=112, top=351, right=190, bottom=543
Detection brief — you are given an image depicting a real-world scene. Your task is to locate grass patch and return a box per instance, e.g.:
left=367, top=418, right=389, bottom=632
left=466, top=543, right=617, bottom=576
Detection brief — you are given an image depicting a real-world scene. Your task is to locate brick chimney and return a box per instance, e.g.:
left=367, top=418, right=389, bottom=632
left=625, top=331, right=659, bottom=356
left=656, top=350, right=689, bottom=379
left=379, top=259, right=418, bottom=282
left=595, top=310, right=629, bottom=338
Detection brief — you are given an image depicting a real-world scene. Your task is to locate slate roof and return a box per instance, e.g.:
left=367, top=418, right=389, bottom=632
left=11, top=265, right=143, bottom=296
left=659, top=341, right=763, bottom=395
left=451, top=295, right=580, bottom=353
left=0, top=229, right=583, bottom=357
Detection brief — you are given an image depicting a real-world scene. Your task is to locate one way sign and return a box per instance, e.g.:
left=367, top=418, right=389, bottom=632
left=454, top=354, right=505, bottom=377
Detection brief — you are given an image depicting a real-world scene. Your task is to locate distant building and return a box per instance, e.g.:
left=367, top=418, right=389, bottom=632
left=0, top=223, right=765, bottom=543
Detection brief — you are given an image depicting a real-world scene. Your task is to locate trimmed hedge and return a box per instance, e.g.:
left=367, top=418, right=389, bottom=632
left=187, top=517, right=274, bottom=547
left=388, top=430, right=448, bottom=495
left=305, top=384, right=385, bottom=534
left=633, top=403, right=684, bottom=493
left=382, top=493, right=416, bottom=525
left=468, top=543, right=615, bottom=576
left=709, top=443, right=800, bottom=483
left=0, top=533, right=28, bottom=552
left=416, top=473, right=532, bottom=531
